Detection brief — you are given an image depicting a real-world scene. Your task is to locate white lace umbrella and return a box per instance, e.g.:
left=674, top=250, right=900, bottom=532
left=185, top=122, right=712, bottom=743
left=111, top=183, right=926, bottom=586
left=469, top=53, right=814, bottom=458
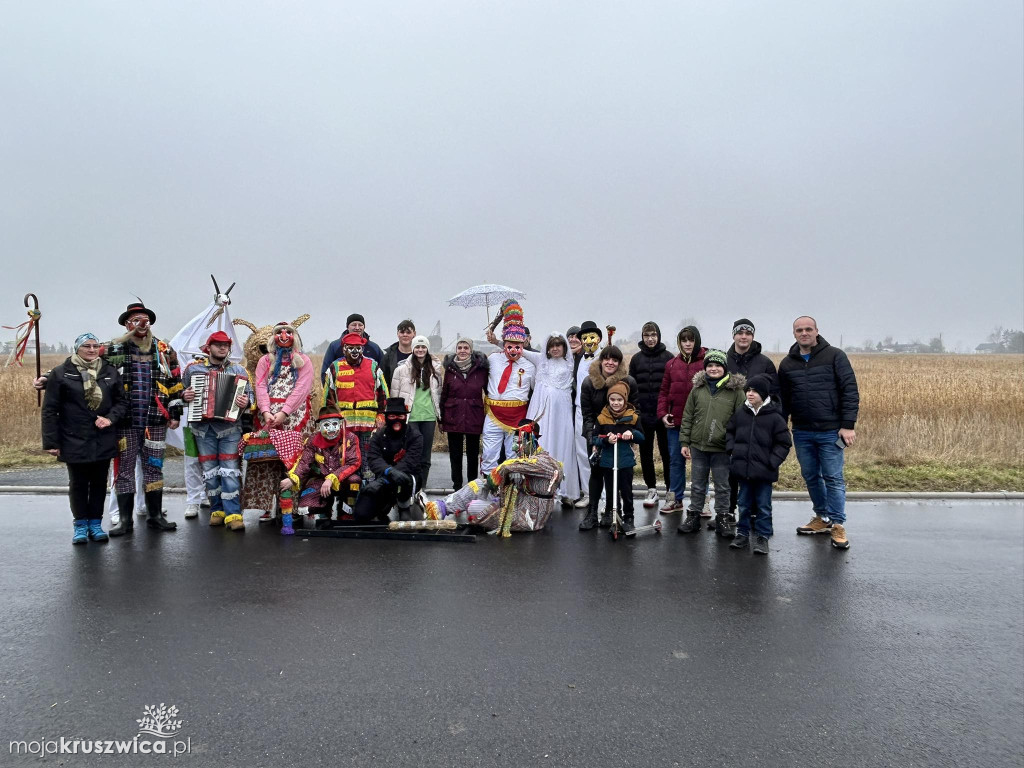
left=447, top=284, right=526, bottom=324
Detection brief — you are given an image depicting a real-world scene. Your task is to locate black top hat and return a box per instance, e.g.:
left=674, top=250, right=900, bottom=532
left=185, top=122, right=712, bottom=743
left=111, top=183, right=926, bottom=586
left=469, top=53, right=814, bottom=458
left=578, top=320, right=602, bottom=340
left=383, top=397, right=409, bottom=416
left=118, top=301, right=157, bottom=326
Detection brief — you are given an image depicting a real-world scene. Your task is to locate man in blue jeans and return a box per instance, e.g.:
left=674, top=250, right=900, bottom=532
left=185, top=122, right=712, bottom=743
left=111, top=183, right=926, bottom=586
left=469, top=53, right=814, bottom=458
left=778, top=317, right=859, bottom=549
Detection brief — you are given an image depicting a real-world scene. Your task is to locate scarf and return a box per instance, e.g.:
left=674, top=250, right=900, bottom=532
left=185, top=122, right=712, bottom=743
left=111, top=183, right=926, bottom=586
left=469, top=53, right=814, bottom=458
left=272, top=347, right=292, bottom=380
left=312, top=431, right=343, bottom=450
left=454, top=355, right=474, bottom=374
left=597, top=404, right=639, bottom=426
left=71, top=354, right=103, bottom=410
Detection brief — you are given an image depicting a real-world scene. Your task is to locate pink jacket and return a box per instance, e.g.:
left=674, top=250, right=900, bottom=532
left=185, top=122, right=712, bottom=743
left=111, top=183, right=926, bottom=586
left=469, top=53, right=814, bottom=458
left=254, top=353, right=313, bottom=415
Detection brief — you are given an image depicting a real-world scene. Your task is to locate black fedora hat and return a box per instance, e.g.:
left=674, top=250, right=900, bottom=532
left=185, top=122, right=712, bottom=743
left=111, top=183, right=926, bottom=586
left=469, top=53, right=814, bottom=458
left=384, top=397, right=409, bottom=416
left=118, top=301, right=157, bottom=326
left=578, top=320, right=602, bottom=341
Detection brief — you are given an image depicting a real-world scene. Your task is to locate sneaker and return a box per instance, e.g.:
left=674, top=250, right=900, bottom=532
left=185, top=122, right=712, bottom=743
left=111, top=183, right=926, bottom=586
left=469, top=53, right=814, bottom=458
left=677, top=512, right=702, bottom=534
left=598, top=514, right=612, bottom=529
left=135, top=507, right=147, bottom=518
left=752, top=536, right=770, bottom=555
left=619, top=519, right=635, bottom=534
left=258, top=511, right=273, bottom=523
left=415, top=491, right=429, bottom=510
left=797, top=516, right=833, bottom=535
left=830, top=524, right=850, bottom=549
left=700, top=496, right=713, bottom=518
left=660, top=498, right=684, bottom=514
left=578, top=510, right=598, bottom=531
left=729, top=534, right=749, bottom=549
left=642, top=488, right=659, bottom=508
left=184, top=504, right=200, bottom=519
left=574, top=495, right=590, bottom=509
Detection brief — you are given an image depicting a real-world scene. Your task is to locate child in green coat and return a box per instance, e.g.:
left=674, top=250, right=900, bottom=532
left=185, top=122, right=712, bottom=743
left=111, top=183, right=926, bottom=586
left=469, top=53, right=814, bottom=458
left=677, top=349, right=746, bottom=537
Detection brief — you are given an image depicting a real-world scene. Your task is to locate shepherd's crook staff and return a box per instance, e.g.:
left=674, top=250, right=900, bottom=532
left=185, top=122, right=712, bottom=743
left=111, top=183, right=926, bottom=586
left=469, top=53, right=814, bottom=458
left=3, top=294, right=42, bottom=406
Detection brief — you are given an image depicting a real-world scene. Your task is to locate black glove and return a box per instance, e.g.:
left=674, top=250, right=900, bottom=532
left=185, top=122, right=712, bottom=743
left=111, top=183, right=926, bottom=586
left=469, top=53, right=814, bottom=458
left=361, top=477, right=386, bottom=495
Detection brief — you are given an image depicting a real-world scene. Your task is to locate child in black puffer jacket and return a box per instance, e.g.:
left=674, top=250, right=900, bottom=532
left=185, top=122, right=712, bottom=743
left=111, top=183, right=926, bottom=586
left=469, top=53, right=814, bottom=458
left=725, top=375, right=792, bottom=555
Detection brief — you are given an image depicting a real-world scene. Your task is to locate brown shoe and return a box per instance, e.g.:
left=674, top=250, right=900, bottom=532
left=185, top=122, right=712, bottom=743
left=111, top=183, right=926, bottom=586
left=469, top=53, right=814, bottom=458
left=796, top=516, right=832, bottom=535
left=209, top=511, right=225, bottom=526
left=830, top=524, right=849, bottom=549
left=224, top=514, right=245, bottom=532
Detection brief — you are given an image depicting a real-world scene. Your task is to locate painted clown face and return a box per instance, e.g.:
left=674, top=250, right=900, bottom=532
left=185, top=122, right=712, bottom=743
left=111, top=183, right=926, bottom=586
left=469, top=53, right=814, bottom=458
left=503, top=342, right=523, bottom=362
left=275, top=328, right=294, bottom=348
left=126, top=313, right=151, bottom=338
left=343, top=344, right=363, bottom=364
left=319, top=418, right=343, bottom=441
left=582, top=332, right=600, bottom=354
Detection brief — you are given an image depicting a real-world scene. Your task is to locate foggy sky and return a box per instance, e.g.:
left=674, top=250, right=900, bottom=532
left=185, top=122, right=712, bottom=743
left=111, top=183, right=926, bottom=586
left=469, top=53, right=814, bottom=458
left=2, top=1, right=1021, bottom=356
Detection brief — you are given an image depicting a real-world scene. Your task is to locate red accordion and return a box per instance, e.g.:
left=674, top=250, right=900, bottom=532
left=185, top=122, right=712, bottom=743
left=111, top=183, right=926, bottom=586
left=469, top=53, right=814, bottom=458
left=187, top=371, right=248, bottom=423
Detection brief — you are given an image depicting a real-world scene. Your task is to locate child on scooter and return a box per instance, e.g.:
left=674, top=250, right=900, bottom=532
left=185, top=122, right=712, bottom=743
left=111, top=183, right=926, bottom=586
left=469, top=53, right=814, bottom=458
left=592, top=382, right=644, bottom=533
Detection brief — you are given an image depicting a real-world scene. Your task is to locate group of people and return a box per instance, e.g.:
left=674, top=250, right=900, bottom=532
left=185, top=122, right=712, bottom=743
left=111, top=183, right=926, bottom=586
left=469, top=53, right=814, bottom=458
left=40, top=293, right=860, bottom=553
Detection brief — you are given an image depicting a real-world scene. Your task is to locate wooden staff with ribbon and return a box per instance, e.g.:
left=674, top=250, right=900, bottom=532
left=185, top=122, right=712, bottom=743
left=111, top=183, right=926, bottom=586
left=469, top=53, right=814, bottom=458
left=3, top=294, right=42, bottom=405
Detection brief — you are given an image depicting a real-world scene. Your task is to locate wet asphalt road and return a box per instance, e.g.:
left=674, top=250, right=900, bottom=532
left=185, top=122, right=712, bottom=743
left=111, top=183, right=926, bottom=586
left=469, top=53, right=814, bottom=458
left=1, top=496, right=1022, bottom=768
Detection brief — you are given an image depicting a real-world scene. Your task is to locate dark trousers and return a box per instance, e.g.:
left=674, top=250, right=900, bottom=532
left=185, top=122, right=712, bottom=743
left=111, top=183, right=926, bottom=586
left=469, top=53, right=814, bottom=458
left=737, top=480, right=774, bottom=537
left=638, top=418, right=670, bottom=490
left=601, top=466, right=635, bottom=520
left=68, top=460, right=111, bottom=521
left=447, top=432, right=481, bottom=488
left=353, top=481, right=416, bottom=522
left=408, top=421, right=435, bottom=491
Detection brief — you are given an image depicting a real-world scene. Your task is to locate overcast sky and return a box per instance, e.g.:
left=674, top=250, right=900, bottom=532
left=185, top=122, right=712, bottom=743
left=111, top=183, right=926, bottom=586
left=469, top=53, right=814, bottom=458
left=2, top=1, right=1021, bottom=355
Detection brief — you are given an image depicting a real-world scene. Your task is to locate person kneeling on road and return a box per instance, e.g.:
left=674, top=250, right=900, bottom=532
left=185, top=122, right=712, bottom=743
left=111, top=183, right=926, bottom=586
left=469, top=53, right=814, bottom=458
left=279, top=406, right=362, bottom=534
left=353, top=398, right=423, bottom=523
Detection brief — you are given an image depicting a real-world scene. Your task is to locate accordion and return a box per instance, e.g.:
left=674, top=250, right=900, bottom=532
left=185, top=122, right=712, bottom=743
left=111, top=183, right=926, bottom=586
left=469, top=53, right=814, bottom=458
left=187, top=371, right=248, bottom=423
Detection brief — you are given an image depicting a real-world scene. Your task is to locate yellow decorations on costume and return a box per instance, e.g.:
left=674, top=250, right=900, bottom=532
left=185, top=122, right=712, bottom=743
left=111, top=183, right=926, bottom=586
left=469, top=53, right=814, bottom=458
left=325, top=473, right=340, bottom=491
left=425, top=501, right=440, bottom=521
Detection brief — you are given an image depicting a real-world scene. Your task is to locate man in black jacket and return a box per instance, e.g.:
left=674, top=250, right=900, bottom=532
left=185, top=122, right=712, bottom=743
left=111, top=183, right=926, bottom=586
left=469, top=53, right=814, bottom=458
left=353, top=398, right=423, bottom=522
left=725, top=318, right=779, bottom=518
left=778, top=317, right=859, bottom=550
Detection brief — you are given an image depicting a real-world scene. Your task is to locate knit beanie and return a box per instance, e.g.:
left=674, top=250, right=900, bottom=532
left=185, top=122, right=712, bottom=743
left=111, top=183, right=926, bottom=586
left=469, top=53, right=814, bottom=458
left=703, top=349, right=727, bottom=369
left=347, top=313, right=365, bottom=327
left=745, top=374, right=771, bottom=401
left=411, top=335, right=430, bottom=350
left=606, top=381, right=629, bottom=403
left=732, top=318, right=755, bottom=336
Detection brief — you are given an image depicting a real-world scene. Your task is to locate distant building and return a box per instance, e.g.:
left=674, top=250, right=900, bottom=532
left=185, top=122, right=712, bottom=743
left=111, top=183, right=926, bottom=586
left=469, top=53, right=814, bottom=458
left=975, top=343, right=1001, bottom=354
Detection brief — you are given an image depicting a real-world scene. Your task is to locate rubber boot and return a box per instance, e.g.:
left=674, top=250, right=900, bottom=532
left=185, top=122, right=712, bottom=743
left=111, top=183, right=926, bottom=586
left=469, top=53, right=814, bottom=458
left=677, top=511, right=702, bottom=534
left=578, top=509, right=598, bottom=531
left=280, top=512, right=294, bottom=536
left=87, top=519, right=108, bottom=542
left=108, top=494, right=135, bottom=536
left=145, top=490, right=176, bottom=531
left=72, top=520, right=88, bottom=545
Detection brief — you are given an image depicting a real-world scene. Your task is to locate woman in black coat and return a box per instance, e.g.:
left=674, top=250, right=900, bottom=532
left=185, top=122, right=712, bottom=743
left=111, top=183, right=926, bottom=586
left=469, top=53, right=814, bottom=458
left=628, top=321, right=674, bottom=507
left=439, top=340, right=489, bottom=488
left=41, top=333, right=127, bottom=544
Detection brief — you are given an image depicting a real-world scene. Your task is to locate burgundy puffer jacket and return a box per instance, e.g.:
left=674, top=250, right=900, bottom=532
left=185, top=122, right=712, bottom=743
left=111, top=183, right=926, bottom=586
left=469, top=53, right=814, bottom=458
left=656, top=326, right=707, bottom=424
left=439, top=352, right=489, bottom=434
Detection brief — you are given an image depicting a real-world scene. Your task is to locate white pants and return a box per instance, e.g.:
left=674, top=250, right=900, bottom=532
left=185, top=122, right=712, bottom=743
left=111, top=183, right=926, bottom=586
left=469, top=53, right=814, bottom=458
left=574, top=406, right=590, bottom=495
left=481, top=417, right=517, bottom=473
left=184, top=454, right=204, bottom=505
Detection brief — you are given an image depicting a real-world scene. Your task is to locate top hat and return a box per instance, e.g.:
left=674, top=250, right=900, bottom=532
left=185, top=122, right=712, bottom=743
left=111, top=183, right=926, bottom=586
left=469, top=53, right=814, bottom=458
left=118, top=301, right=156, bottom=326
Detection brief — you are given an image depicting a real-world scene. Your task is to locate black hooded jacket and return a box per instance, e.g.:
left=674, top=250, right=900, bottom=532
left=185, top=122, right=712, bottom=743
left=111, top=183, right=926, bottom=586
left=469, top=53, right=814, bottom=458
left=628, top=323, right=673, bottom=422
left=725, top=399, right=792, bottom=482
left=726, top=340, right=779, bottom=399
left=778, top=335, right=859, bottom=431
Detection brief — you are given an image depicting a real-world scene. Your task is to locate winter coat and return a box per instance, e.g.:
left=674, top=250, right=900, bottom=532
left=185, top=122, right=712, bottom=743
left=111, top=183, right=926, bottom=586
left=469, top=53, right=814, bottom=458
left=320, top=334, right=384, bottom=379
left=579, top=358, right=638, bottom=441
left=41, top=358, right=128, bottom=463
left=592, top=407, right=645, bottom=469
left=103, top=335, right=184, bottom=426
left=656, top=326, right=707, bottom=425
left=439, top=352, right=489, bottom=434
left=628, top=324, right=673, bottom=423
left=365, top=426, right=423, bottom=478
left=679, top=371, right=747, bottom=453
left=390, top=356, right=443, bottom=419
left=778, top=336, right=859, bottom=431
left=726, top=341, right=779, bottom=399
left=725, top=398, right=792, bottom=482
left=378, top=341, right=411, bottom=393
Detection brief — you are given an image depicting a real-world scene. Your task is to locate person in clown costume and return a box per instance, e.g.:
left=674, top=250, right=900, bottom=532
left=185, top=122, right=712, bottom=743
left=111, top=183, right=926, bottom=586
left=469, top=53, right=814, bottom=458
left=239, top=320, right=314, bottom=522
left=279, top=405, right=361, bottom=535
left=181, top=331, right=253, bottom=531
left=322, top=332, right=389, bottom=478
left=480, top=300, right=537, bottom=474
left=425, top=417, right=563, bottom=536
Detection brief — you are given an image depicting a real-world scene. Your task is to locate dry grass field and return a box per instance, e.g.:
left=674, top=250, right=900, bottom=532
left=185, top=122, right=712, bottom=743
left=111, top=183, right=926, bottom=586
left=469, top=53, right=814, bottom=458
left=2, top=353, right=1021, bottom=490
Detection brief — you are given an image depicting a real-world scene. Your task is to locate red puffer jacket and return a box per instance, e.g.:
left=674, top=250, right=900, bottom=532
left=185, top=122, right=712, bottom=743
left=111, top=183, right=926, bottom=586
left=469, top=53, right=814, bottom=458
left=656, top=327, right=707, bottom=424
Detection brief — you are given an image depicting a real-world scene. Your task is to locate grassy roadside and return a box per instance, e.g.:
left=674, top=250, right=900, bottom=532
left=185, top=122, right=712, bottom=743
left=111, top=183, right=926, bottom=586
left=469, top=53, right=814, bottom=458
left=1, top=443, right=1020, bottom=492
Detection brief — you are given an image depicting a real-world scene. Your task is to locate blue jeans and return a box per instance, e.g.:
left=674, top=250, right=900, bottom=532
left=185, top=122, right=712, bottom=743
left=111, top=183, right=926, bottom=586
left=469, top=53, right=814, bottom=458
left=193, top=422, right=243, bottom=516
left=792, top=429, right=846, bottom=524
left=737, top=480, right=774, bottom=537
left=666, top=428, right=687, bottom=502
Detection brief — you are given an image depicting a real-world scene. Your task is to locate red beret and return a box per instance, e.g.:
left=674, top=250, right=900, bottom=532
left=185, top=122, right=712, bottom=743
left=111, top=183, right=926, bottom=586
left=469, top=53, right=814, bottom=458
left=342, top=332, right=366, bottom=346
left=205, top=331, right=232, bottom=346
